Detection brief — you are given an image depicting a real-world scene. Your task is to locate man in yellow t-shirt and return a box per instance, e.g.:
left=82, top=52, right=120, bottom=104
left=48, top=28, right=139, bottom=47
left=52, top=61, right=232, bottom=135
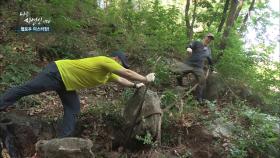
left=0, top=51, right=155, bottom=137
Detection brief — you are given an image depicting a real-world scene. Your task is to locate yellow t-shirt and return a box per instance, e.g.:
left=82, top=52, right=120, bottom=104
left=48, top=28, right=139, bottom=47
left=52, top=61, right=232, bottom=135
left=55, top=56, right=122, bottom=91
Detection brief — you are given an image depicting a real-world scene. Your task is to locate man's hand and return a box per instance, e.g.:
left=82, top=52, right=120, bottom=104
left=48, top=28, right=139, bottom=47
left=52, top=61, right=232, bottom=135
left=145, top=73, right=155, bottom=82
left=135, top=83, right=145, bottom=88
left=187, top=48, right=192, bottom=55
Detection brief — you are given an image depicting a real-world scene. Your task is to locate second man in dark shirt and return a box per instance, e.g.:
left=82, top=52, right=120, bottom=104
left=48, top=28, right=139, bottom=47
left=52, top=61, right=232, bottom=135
left=180, top=33, right=214, bottom=103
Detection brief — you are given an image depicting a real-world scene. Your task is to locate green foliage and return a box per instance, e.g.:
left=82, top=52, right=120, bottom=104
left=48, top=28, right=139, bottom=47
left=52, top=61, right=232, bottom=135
left=216, top=32, right=255, bottom=82
left=196, top=0, right=222, bottom=30
left=214, top=31, right=280, bottom=113
left=2, top=0, right=101, bottom=58
left=87, top=99, right=123, bottom=117
left=18, top=0, right=97, bottom=32
left=160, top=89, right=177, bottom=109
left=236, top=109, right=279, bottom=157
left=147, top=57, right=172, bottom=85
left=142, top=1, right=186, bottom=54
left=120, top=88, right=135, bottom=103
left=136, top=131, right=157, bottom=147
left=0, top=45, right=40, bottom=87
left=217, top=101, right=280, bottom=158
left=95, top=0, right=186, bottom=56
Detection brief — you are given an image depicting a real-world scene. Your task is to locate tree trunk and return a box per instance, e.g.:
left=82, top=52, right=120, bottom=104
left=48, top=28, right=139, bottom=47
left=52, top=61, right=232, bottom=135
left=185, top=0, right=197, bottom=43
left=93, top=0, right=98, bottom=8
left=220, top=0, right=239, bottom=49
left=190, top=0, right=197, bottom=40
left=241, top=0, right=255, bottom=31
left=207, top=6, right=219, bottom=28
left=217, top=0, right=230, bottom=33
left=185, top=0, right=191, bottom=42
left=234, top=0, right=244, bottom=21
left=216, top=0, right=239, bottom=62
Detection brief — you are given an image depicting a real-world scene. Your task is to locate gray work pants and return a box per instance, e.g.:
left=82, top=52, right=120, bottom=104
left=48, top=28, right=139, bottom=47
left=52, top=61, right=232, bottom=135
left=0, top=62, right=80, bottom=137
left=175, top=62, right=206, bottom=101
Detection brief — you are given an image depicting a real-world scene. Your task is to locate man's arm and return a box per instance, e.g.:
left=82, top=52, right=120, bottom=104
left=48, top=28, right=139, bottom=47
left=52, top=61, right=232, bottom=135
left=113, top=76, right=135, bottom=87
left=112, top=76, right=145, bottom=88
left=112, top=68, right=153, bottom=83
left=186, top=41, right=200, bottom=56
left=101, top=57, right=155, bottom=82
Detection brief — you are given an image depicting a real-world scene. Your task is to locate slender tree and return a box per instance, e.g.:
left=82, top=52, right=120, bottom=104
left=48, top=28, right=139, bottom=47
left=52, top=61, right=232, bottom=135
left=185, top=0, right=191, bottom=41
left=241, top=0, right=255, bottom=31
left=234, top=0, right=244, bottom=21
left=220, top=0, right=239, bottom=49
left=217, top=0, right=230, bottom=33
left=190, top=0, right=197, bottom=40
left=217, top=0, right=239, bottom=61
left=185, top=0, right=197, bottom=43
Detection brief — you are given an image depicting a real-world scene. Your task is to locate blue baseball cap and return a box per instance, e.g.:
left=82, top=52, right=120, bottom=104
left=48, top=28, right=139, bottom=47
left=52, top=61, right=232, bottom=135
left=110, top=51, right=129, bottom=69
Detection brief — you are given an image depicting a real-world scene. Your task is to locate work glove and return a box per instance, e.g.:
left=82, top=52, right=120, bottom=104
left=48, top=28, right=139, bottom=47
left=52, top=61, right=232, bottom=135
left=134, top=83, right=145, bottom=88
left=187, top=48, right=192, bottom=54
left=145, top=73, right=155, bottom=82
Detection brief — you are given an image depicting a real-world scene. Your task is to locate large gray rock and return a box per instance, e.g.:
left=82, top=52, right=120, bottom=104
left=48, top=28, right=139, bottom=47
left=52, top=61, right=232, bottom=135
left=206, top=74, right=265, bottom=106
left=0, top=110, right=55, bottom=157
left=35, top=137, right=94, bottom=158
left=210, top=118, right=235, bottom=138
left=123, top=87, right=162, bottom=147
left=205, top=73, right=226, bottom=100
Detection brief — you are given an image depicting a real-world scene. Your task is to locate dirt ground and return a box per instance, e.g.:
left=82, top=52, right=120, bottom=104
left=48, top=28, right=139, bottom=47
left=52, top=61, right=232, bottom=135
left=1, top=87, right=228, bottom=158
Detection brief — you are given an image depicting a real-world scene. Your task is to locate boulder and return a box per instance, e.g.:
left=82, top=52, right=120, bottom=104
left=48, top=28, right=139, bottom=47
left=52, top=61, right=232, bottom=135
left=122, top=87, right=162, bottom=149
left=0, top=110, right=55, bottom=157
left=204, top=73, right=226, bottom=100
left=210, top=118, right=235, bottom=138
left=35, top=137, right=94, bottom=158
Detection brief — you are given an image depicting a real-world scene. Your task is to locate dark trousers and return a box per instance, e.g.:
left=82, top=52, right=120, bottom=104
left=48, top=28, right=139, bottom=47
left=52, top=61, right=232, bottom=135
left=0, top=62, right=80, bottom=137
left=175, top=63, right=206, bottom=101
